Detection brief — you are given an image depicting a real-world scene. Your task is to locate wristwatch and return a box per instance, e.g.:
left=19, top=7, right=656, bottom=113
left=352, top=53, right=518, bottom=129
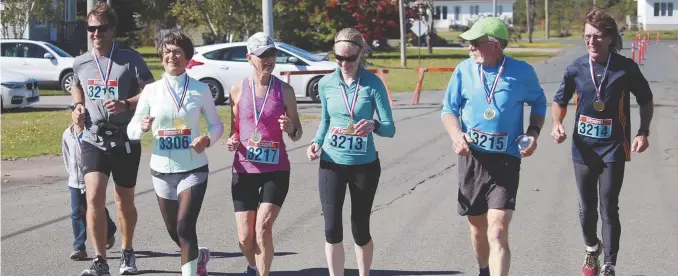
left=637, top=128, right=650, bottom=137
left=373, top=120, right=381, bottom=133
left=123, top=99, right=130, bottom=111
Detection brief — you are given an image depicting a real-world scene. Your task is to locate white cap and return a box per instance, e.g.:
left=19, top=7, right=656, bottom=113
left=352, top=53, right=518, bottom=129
left=247, top=32, right=275, bottom=56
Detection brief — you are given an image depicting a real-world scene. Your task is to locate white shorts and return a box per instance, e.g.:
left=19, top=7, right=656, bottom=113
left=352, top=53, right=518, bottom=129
left=151, top=168, right=208, bottom=200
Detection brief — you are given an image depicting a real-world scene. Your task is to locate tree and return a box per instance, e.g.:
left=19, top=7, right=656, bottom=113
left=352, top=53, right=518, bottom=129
left=274, top=0, right=341, bottom=51
left=0, top=0, right=63, bottom=39
left=330, top=0, right=400, bottom=49
left=166, top=0, right=260, bottom=43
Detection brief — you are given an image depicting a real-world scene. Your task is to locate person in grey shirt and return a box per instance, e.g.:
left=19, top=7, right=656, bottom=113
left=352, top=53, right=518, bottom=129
left=62, top=110, right=117, bottom=261
left=70, top=2, right=154, bottom=276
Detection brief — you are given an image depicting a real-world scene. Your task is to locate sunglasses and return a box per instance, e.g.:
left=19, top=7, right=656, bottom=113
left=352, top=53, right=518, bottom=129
left=470, top=38, right=491, bottom=47
left=87, top=24, right=111, bottom=33
left=334, top=53, right=358, bottom=62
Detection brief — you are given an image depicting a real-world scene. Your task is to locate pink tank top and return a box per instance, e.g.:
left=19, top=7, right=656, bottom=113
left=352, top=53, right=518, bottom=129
left=232, top=76, right=290, bottom=173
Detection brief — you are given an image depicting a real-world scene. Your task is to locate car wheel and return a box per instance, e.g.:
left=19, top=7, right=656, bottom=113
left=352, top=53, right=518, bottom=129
left=307, top=77, right=321, bottom=103
left=200, top=78, right=225, bottom=105
left=61, top=71, right=75, bottom=95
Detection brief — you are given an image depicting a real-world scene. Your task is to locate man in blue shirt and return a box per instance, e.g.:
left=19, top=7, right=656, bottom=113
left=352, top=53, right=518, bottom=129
left=551, top=8, right=653, bottom=276
left=441, top=17, right=547, bottom=276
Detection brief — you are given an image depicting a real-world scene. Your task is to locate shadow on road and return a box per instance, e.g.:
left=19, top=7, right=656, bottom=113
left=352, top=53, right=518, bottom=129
left=271, top=268, right=463, bottom=275
left=134, top=250, right=297, bottom=260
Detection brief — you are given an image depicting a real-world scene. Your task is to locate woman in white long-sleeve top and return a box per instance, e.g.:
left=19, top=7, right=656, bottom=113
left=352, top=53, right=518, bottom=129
left=127, top=30, right=223, bottom=276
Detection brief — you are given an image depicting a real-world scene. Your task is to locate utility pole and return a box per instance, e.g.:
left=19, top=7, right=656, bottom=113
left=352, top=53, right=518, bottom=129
left=545, top=0, right=549, bottom=40
left=399, top=0, right=407, bottom=67
left=493, top=0, right=497, bottom=17
left=593, top=0, right=596, bottom=6
left=262, top=0, right=274, bottom=38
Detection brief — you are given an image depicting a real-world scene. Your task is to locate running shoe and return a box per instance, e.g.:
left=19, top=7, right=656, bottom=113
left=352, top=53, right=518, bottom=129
left=583, top=241, right=603, bottom=276
left=602, top=264, right=615, bottom=276
left=106, top=235, right=115, bottom=250
left=81, top=256, right=110, bottom=276
left=71, top=249, right=87, bottom=261
left=119, top=248, right=138, bottom=275
left=243, top=265, right=257, bottom=276
left=196, top=247, right=211, bottom=276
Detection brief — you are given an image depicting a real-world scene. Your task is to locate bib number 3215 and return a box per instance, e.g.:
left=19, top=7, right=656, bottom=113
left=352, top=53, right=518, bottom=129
left=468, top=128, right=508, bottom=152
left=328, top=128, right=367, bottom=154
left=578, top=115, right=612, bottom=139
left=157, top=129, right=191, bottom=151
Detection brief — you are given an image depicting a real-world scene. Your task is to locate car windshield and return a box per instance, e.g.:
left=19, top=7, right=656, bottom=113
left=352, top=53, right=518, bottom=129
left=43, top=43, right=72, bottom=57
left=277, top=43, right=323, bottom=62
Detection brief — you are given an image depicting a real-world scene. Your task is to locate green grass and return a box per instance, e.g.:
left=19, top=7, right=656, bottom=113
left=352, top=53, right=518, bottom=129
left=437, top=30, right=579, bottom=47
left=623, top=30, right=678, bottom=41
left=365, top=49, right=557, bottom=93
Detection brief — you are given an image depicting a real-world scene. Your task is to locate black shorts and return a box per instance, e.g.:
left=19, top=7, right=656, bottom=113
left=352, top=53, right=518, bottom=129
left=80, top=141, right=142, bottom=188
left=457, top=150, right=521, bottom=216
left=231, top=170, right=290, bottom=212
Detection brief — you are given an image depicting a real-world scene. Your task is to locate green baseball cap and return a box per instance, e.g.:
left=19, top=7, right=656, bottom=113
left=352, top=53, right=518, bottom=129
left=460, top=17, right=509, bottom=41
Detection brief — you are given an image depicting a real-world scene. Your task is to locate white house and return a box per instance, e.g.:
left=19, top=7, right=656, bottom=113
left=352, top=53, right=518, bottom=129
left=636, top=0, right=677, bottom=30
left=432, top=0, right=515, bottom=31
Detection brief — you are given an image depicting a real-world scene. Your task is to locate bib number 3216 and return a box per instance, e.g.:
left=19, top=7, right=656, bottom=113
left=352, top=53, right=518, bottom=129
left=468, top=128, right=508, bottom=152
left=87, top=79, right=119, bottom=100
left=328, top=128, right=367, bottom=154
left=157, top=129, right=191, bottom=151
left=246, top=140, right=280, bottom=164
left=578, top=115, right=612, bottom=139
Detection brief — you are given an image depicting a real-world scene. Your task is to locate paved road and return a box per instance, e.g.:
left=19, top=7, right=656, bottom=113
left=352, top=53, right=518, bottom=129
left=2, top=42, right=678, bottom=275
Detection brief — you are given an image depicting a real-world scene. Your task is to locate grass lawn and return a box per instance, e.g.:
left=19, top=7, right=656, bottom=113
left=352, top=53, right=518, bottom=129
left=623, top=30, right=678, bottom=41
left=366, top=49, right=557, bottom=93
left=437, top=30, right=578, bottom=48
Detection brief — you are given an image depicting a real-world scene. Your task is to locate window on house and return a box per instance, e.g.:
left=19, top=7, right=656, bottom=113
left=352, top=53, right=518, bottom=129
left=475, top=5, right=480, bottom=15
left=454, top=6, right=460, bottom=20
left=498, top=5, right=503, bottom=15
left=434, top=6, right=441, bottom=20
left=661, top=2, right=667, bottom=16
left=655, top=2, right=660, bottom=16
left=442, top=6, right=448, bottom=19
left=669, top=2, right=674, bottom=16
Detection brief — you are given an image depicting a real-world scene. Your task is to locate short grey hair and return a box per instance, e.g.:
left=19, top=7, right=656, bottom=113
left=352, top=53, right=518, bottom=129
left=488, top=36, right=508, bottom=50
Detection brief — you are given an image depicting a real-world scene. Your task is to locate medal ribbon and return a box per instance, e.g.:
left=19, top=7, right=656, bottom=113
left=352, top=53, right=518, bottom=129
left=589, top=53, right=611, bottom=101
left=91, top=42, right=115, bottom=89
left=166, top=74, right=190, bottom=112
left=479, top=57, right=506, bottom=105
left=339, top=78, right=361, bottom=119
left=250, top=76, right=274, bottom=127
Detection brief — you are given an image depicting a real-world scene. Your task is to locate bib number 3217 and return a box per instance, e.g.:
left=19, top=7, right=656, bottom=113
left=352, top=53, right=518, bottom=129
left=157, top=129, right=191, bottom=151
left=578, top=115, right=612, bottom=139
left=468, top=128, right=508, bottom=152
left=246, top=140, right=280, bottom=164
left=328, top=128, right=367, bottom=154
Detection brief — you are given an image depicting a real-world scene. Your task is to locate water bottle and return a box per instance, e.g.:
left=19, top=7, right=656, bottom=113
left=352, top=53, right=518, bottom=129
left=518, top=135, right=531, bottom=151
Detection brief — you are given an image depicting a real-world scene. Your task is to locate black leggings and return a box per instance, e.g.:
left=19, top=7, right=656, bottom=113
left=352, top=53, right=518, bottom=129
left=318, top=158, right=381, bottom=246
left=156, top=177, right=208, bottom=265
left=574, top=161, right=625, bottom=264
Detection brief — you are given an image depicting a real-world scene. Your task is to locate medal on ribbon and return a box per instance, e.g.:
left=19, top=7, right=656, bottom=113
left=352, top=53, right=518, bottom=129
left=479, top=57, right=506, bottom=120
left=589, top=53, right=611, bottom=112
left=340, top=79, right=361, bottom=134
left=91, top=43, right=115, bottom=100
left=166, top=74, right=190, bottom=129
left=250, top=76, right=273, bottom=143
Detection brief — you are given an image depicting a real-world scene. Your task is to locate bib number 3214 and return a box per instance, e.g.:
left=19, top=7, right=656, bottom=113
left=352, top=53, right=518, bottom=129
left=87, top=79, right=119, bottom=100
left=157, top=129, right=191, bottom=151
left=328, top=128, right=368, bottom=154
left=246, top=140, right=280, bottom=164
left=468, top=128, right=508, bottom=152
left=578, top=115, right=612, bottom=139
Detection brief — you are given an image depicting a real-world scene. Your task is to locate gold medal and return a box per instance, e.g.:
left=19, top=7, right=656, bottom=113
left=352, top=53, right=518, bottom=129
left=174, top=117, right=185, bottom=130
left=593, top=100, right=605, bottom=112
left=483, top=108, right=496, bottom=120
left=250, top=131, right=262, bottom=143
left=346, top=123, right=355, bottom=134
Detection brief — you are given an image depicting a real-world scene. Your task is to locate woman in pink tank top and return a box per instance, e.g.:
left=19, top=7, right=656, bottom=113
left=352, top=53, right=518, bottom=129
left=224, top=32, right=303, bottom=276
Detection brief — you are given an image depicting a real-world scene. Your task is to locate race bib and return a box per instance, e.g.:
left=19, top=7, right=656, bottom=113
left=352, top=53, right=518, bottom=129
left=468, top=128, right=509, bottom=152
left=87, top=79, right=119, bottom=100
left=246, top=140, right=280, bottom=164
left=157, top=129, right=192, bottom=151
left=328, top=128, right=368, bottom=154
left=577, top=115, right=612, bottom=139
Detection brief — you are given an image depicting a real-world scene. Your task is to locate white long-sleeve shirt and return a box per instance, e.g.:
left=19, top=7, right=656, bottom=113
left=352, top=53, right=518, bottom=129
left=62, top=124, right=84, bottom=189
left=127, top=72, right=224, bottom=173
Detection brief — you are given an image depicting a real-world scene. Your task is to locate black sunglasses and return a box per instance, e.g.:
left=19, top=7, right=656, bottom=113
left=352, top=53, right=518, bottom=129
left=334, top=53, right=358, bottom=62
left=87, top=24, right=111, bottom=33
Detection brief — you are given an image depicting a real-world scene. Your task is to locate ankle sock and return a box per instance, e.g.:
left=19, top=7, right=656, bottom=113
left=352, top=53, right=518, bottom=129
left=479, top=266, right=490, bottom=276
left=181, top=258, right=198, bottom=275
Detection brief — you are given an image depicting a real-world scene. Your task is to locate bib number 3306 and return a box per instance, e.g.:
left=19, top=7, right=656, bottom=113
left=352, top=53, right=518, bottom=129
left=578, top=115, right=611, bottom=139
left=157, top=129, right=191, bottom=151
left=246, top=140, right=280, bottom=164
left=469, top=128, right=508, bottom=152
left=87, top=80, right=118, bottom=100
left=329, top=128, right=367, bottom=154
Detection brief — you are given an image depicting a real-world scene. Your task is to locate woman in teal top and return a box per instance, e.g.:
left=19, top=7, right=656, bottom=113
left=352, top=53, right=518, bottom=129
left=306, top=28, right=395, bottom=276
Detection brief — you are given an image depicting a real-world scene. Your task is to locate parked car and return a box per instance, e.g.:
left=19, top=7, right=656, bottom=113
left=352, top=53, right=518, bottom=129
left=186, top=41, right=338, bottom=104
left=0, top=39, right=75, bottom=94
left=1, top=69, right=40, bottom=111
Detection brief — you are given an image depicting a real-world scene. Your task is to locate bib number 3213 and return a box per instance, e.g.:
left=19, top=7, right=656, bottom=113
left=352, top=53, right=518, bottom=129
left=246, top=140, right=280, bottom=164
left=157, top=129, right=191, bottom=151
left=578, top=115, right=612, bottom=139
left=468, top=128, right=508, bottom=152
left=328, top=128, right=367, bottom=154
left=87, top=79, right=119, bottom=100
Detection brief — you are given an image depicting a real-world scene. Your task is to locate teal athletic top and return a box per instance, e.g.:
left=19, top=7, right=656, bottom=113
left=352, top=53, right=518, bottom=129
left=312, top=67, right=396, bottom=165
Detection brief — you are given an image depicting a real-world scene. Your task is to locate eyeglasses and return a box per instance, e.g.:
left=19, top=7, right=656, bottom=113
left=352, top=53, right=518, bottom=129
left=87, top=24, right=111, bottom=33
left=334, top=53, right=358, bottom=62
left=584, top=34, right=606, bottom=42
